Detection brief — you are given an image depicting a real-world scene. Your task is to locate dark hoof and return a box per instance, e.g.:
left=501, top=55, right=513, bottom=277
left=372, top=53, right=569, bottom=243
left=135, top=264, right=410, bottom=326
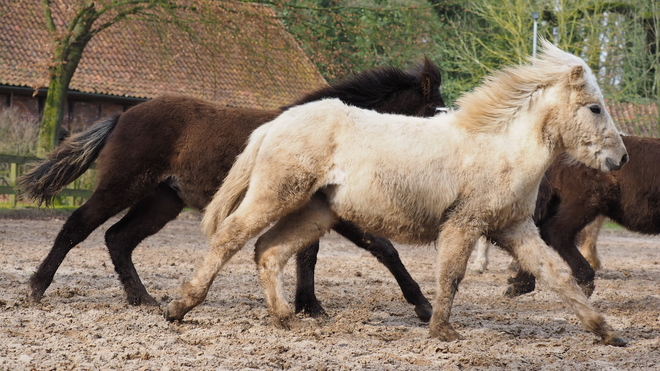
left=604, top=336, right=628, bottom=347
left=504, top=285, right=524, bottom=298
left=29, top=289, right=44, bottom=303
left=504, top=278, right=535, bottom=297
left=414, top=303, right=433, bottom=322
left=28, top=278, right=46, bottom=303
left=128, top=293, right=160, bottom=307
left=295, top=300, right=327, bottom=318
left=579, top=281, right=596, bottom=297
left=164, top=300, right=190, bottom=322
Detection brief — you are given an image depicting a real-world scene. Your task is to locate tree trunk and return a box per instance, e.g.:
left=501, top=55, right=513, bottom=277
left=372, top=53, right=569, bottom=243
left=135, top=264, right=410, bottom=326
left=38, top=73, right=69, bottom=157
left=37, top=41, right=87, bottom=157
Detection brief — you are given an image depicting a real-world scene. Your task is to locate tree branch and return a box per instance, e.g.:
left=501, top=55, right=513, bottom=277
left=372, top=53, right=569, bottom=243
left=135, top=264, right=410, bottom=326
left=41, top=0, right=56, bottom=33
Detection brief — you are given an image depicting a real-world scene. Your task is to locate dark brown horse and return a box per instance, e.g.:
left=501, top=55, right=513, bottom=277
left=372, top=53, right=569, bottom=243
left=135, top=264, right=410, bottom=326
left=506, top=135, right=658, bottom=297
left=19, top=59, right=444, bottom=321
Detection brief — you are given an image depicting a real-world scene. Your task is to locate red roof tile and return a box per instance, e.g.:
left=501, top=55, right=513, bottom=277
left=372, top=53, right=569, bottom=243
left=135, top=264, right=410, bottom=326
left=607, top=101, right=660, bottom=137
left=0, top=0, right=326, bottom=110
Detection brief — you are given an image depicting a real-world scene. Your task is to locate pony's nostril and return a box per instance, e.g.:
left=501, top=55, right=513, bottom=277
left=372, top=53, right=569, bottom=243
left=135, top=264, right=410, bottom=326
left=620, top=153, right=629, bottom=166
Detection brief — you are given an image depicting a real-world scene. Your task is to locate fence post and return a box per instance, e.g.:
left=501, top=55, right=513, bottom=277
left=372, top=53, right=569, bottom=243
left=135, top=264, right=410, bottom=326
left=9, top=162, right=17, bottom=207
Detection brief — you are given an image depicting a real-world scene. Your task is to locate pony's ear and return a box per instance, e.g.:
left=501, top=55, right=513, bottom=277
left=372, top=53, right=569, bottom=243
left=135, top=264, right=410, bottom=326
left=421, top=56, right=441, bottom=99
left=569, top=65, right=585, bottom=89
left=421, top=74, right=432, bottom=100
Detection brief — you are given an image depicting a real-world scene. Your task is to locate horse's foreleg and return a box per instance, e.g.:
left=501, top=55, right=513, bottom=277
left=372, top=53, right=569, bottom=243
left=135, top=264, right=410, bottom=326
left=332, top=220, right=432, bottom=322
left=430, top=223, right=481, bottom=341
left=29, top=191, right=130, bottom=302
left=254, top=194, right=338, bottom=329
left=508, top=210, right=600, bottom=298
left=164, top=210, right=270, bottom=322
left=538, top=213, right=597, bottom=296
left=294, top=241, right=326, bottom=317
left=497, top=220, right=626, bottom=346
left=105, top=183, right=184, bottom=306
left=578, top=215, right=605, bottom=270
left=470, top=236, right=490, bottom=274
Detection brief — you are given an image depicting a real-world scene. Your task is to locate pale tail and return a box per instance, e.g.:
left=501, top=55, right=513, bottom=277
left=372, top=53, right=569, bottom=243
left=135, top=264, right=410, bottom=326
left=17, top=115, right=119, bottom=205
left=201, top=123, right=272, bottom=237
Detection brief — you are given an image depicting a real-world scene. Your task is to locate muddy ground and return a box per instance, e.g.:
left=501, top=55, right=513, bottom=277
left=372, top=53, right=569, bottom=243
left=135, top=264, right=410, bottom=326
left=0, top=212, right=658, bottom=370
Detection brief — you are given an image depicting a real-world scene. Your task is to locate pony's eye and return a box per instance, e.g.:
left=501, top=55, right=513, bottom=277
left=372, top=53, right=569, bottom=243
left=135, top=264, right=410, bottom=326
left=589, top=105, right=601, bottom=114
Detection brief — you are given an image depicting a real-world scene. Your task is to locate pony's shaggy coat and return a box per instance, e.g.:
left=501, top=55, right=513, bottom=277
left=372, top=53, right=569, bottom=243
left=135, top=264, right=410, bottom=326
left=166, top=41, right=628, bottom=345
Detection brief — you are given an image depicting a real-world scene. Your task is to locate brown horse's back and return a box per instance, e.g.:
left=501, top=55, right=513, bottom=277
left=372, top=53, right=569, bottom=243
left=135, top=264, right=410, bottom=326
left=97, top=95, right=280, bottom=210
left=610, top=135, right=660, bottom=232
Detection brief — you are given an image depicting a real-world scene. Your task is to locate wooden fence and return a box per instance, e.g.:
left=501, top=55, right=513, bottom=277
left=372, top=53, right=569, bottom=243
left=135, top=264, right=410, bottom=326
left=0, top=154, right=93, bottom=208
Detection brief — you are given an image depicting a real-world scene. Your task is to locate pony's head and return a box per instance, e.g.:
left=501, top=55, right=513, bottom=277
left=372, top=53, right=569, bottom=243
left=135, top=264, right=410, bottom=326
left=535, top=40, right=627, bottom=172
left=284, top=57, right=444, bottom=118
left=454, top=39, right=627, bottom=172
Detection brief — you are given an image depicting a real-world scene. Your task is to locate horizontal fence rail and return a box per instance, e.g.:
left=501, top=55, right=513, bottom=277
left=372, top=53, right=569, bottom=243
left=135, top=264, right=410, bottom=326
left=0, top=154, right=94, bottom=208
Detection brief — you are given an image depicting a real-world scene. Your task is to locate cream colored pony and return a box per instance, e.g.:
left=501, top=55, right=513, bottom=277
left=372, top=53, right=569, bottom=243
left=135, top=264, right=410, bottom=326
left=166, top=40, right=628, bottom=345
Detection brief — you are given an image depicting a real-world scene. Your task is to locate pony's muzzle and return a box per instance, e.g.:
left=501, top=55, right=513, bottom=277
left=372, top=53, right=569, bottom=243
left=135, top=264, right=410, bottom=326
left=606, top=153, right=628, bottom=172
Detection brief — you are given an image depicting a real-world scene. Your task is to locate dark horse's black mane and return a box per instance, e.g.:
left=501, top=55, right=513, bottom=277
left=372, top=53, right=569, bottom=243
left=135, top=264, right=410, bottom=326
left=282, top=57, right=442, bottom=111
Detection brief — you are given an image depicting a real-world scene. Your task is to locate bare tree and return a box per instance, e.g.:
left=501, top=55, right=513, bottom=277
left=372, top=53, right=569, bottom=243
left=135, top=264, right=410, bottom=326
left=38, top=0, right=184, bottom=157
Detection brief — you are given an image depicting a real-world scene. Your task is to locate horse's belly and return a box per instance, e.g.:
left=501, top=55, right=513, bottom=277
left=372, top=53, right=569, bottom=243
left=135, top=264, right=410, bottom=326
left=326, top=188, right=446, bottom=244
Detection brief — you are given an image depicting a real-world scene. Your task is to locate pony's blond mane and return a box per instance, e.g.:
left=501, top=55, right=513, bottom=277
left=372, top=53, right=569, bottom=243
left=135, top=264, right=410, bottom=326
left=454, top=39, right=591, bottom=132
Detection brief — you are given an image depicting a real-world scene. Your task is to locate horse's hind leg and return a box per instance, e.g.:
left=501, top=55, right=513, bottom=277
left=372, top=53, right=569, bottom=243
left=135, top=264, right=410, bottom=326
left=470, top=236, right=490, bottom=274
left=105, top=182, right=184, bottom=306
left=255, top=194, right=338, bottom=328
left=331, top=220, right=433, bottom=321
left=29, top=190, right=134, bottom=302
left=578, top=215, right=605, bottom=270
left=294, top=241, right=326, bottom=317
left=495, top=220, right=626, bottom=346
left=165, top=188, right=306, bottom=321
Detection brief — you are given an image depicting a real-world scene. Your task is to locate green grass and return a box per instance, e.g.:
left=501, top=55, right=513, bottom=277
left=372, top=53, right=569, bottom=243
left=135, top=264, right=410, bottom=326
left=602, top=220, right=624, bottom=231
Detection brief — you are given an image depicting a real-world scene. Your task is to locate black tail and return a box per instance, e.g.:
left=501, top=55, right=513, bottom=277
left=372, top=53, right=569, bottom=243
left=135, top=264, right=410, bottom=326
left=17, top=115, right=120, bottom=205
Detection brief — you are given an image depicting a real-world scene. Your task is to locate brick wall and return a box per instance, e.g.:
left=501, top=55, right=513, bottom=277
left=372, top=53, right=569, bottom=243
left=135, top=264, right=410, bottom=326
left=9, top=94, right=40, bottom=121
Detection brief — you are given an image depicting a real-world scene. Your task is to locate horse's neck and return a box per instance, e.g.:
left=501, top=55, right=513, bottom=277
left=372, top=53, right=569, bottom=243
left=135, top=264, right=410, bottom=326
left=498, top=112, right=559, bottom=181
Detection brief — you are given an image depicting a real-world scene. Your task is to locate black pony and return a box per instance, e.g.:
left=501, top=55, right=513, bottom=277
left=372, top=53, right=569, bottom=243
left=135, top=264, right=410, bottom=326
left=19, top=59, right=444, bottom=321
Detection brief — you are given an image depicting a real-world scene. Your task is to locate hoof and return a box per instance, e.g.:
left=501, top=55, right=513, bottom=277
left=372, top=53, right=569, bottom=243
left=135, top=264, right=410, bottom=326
left=604, top=336, right=628, bottom=347
left=295, top=300, right=327, bottom=318
left=414, top=303, right=433, bottom=322
left=579, top=281, right=595, bottom=298
left=272, top=314, right=295, bottom=330
left=128, top=292, right=160, bottom=307
left=504, top=285, right=523, bottom=298
left=164, top=300, right=190, bottom=322
left=470, top=261, right=486, bottom=274
left=28, top=279, right=46, bottom=303
left=429, top=325, right=463, bottom=342
left=29, top=290, right=44, bottom=303
left=504, top=281, right=535, bottom=297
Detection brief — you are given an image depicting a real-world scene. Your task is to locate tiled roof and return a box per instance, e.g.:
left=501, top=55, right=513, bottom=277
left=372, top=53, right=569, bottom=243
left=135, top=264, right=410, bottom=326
left=607, top=101, right=660, bottom=137
left=0, top=1, right=326, bottom=110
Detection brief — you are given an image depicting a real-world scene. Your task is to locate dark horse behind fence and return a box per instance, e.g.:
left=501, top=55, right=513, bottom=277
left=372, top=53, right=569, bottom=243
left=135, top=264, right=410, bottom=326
left=505, top=135, right=660, bottom=297
left=18, top=58, right=444, bottom=321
